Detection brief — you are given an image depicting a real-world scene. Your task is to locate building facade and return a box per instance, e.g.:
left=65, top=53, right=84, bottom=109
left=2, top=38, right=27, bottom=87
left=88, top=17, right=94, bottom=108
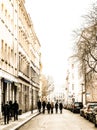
left=77, top=25, right=97, bottom=104
left=65, top=57, right=83, bottom=104
left=0, top=0, right=41, bottom=118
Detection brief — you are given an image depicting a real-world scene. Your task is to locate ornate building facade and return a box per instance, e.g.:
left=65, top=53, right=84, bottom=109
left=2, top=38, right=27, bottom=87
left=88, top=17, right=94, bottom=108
left=0, top=0, right=41, bottom=118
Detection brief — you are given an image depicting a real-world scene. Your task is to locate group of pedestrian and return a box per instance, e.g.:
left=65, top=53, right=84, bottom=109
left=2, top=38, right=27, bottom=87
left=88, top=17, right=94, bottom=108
left=37, top=100, right=63, bottom=114
left=2, top=100, right=19, bottom=125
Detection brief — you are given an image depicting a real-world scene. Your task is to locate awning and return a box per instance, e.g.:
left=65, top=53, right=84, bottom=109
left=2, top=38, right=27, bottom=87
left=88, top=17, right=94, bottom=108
left=1, top=78, right=12, bottom=83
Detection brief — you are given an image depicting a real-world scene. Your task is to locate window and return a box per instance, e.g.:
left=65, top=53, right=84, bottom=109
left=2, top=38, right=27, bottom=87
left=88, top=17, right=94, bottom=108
left=8, top=47, right=10, bottom=64
left=72, top=84, right=74, bottom=90
left=1, top=3, right=3, bottom=12
left=1, top=40, right=4, bottom=59
left=5, top=9, right=7, bottom=17
left=5, top=44, right=7, bottom=61
left=72, top=64, right=74, bottom=69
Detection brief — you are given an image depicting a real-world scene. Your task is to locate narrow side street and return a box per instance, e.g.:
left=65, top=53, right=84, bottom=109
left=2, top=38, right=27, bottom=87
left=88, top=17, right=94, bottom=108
left=18, top=109, right=97, bottom=130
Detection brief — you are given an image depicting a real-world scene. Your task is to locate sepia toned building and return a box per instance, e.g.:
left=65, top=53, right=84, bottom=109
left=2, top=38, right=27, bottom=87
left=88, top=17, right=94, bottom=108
left=0, top=0, right=41, bottom=118
left=79, top=26, right=97, bottom=104
left=65, top=57, right=83, bottom=104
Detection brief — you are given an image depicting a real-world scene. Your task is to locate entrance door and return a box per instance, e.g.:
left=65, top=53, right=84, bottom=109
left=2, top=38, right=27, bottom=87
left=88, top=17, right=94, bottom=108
left=2, top=82, right=7, bottom=104
left=14, top=85, right=17, bottom=101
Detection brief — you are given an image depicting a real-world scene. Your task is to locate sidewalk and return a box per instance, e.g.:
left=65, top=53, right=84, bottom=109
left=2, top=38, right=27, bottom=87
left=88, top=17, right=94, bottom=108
left=0, top=109, right=39, bottom=130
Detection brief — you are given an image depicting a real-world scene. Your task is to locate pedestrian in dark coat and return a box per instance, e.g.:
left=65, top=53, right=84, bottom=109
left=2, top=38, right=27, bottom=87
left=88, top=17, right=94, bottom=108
left=37, top=100, right=41, bottom=112
left=55, top=101, right=58, bottom=113
left=13, top=100, right=19, bottom=121
left=59, top=102, right=63, bottom=113
left=9, top=100, right=13, bottom=120
left=47, top=102, right=51, bottom=114
left=3, top=101, right=10, bottom=124
left=42, top=101, right=46, bottom=114
left=51, top=102, right=54, bottom=114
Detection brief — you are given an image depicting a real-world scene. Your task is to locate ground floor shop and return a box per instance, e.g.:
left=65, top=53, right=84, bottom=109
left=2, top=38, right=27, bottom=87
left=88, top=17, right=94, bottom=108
left=0, top=71, right=39, bottom=118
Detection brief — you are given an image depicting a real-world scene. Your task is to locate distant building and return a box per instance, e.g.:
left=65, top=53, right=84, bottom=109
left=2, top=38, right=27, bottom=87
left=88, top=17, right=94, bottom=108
left=65, top=57, right=84, bottom=104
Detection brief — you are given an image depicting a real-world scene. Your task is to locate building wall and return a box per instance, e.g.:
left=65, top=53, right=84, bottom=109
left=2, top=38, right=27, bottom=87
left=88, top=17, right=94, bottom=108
left=86, top=72, right=97, bottom=103
left=0, top=0, right=41, bottom=118
left=77, top=25, right=97, bottom=104
left=66, top=58, right=83, bottom=104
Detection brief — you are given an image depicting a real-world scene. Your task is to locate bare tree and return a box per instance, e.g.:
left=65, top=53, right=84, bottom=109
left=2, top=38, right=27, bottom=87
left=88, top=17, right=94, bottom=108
left=41, top=75, right=48, bottom=98
left=46, top=75, right=54, bottom=95
left=72, top=2, right=97, bottom=102
left=40, top=75, right=54, bottom=100
left=78, top=26, right=97, bottom=72
left=73, top=2, right=97, bottom=75
left=83, top=2, right=97, bottom=26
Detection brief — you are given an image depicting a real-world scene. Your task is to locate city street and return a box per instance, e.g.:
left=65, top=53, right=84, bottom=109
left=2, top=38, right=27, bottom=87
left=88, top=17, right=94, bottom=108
left=1, top=1, right=97, bottom=130
left=18, top=109, right=97, bottom=130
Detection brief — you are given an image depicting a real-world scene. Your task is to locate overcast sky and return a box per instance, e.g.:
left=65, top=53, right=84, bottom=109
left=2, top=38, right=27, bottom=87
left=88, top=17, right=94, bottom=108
left=25, top=0, right=96, bottom=86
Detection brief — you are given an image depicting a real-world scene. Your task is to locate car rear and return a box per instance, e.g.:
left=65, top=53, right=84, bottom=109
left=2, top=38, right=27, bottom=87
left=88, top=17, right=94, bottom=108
left=72, top=102, right=83, bottom=113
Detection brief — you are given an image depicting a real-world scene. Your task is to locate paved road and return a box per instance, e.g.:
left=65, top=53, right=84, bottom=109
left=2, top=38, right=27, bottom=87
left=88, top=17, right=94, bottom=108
left=18, top=109, right=97, bottom=130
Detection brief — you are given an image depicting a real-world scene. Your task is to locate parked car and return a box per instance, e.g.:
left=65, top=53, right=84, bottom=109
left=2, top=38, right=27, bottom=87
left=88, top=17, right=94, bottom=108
left=95, top=114, right=97, bottom=127
left=89, top=107, right=97, bottom=127
left=84, top=103, right=97, bottom=119
left=64, top=103, right=68, bottom=109
left=88, top=106, right=97, bottom=123
left=71, top=102, right=83, bottom=113
left=66, top=103, right=72, bottom=111
left=80, top=105, right=86, bottom=117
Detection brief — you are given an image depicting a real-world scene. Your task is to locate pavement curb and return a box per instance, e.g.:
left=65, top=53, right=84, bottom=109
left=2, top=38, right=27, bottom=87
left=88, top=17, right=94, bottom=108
left=10, top=112, right=40, bottom=130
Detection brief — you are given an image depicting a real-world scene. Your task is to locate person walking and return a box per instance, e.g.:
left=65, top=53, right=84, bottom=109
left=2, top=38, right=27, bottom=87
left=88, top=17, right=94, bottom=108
left=55, top=101, right=58, bottom=114
left=47, top=102, right=51, bottom=114
left=42, top=101, right=46, bottom=114
left=37, top=100, right=41, bottom=113
left=13, top=100, right=19, bottom=121
left=3, top=101, right=10, bottom=124
left=9, top=100, right=13, bottom=120
left=59, top=102, right=63, bottom=114
left=51, top=102, right=54, bottom=114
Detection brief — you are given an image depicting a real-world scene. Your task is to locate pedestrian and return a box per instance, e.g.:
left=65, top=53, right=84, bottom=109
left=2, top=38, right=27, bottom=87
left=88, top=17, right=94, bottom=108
left=37, top=100, right=41, bottom=112
left=42, top=101, right=46, bottom=114
left=47, top=102, right=51, bottom=114
left=13, top=100, right=19, bottom=121
left=55, top=101, right=58, bottom=113
left=2, top=101, right=10, bottom=124
left=51, top=102, right=54, bottom=114
left=59, top=102, right=63, bottom=114
left=9, top=100, right=13, bottom=120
